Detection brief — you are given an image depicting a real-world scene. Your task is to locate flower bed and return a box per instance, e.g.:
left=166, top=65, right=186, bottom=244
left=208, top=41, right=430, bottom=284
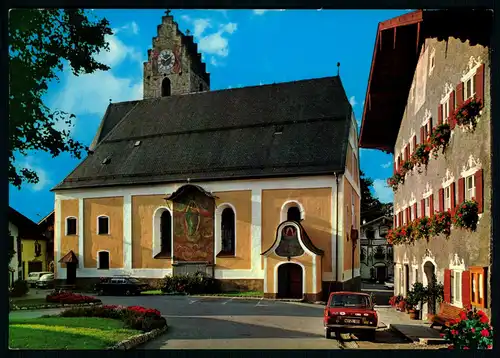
left=453, top=200, right=479, bottom=231
left=430, top=211, right=452, bottom=238
left=453, top=97, right=482, bottom=131
left=443, top=308, right=493, bottom=350
left=46, top=291, right=101, bottom=304
left=59, top=305, right=167, bottom=332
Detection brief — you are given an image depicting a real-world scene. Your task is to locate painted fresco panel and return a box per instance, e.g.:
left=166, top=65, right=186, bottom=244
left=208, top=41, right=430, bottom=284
left=275, top=225, right=304, bottom=257
left=173, top=187, right=215, bottom=262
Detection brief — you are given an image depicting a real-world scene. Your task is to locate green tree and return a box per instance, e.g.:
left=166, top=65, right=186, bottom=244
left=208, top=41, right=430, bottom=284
left=9, top=9, right=113, bottom=188
left=360, top=170, right=393, bottom=222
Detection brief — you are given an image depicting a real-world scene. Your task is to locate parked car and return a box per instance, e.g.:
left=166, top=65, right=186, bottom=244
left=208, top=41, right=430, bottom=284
left=323, top=291, right=378, bottom=341
left=36, top=273, right=55, bottom=289
left=27, top=271, right=52, bottom=287
left=94, top=276, right=150, bottom=296
left=384, top=277, right=394, bottom=290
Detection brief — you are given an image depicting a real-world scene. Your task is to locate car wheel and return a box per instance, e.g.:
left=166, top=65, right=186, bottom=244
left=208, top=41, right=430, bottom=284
left=125, top=290, right=132, bottom=296
left=325, top=329, right=332, bottom=339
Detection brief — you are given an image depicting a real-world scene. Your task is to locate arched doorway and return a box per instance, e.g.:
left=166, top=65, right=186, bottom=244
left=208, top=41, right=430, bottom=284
left=424, top=261, right=437, bottom=314
left=162, top=78, right=171, bottom=97
left=277, top=263, right=303, bottom=299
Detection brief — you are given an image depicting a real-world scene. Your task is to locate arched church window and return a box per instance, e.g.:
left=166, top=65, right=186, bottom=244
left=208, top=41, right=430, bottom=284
left=221, top=208, right=235, bottom=255
left=287, top=206, right=301, bottom=222
left=162, top=77, right=171, bottom=97
left=160, top=210, right=172, bottom=254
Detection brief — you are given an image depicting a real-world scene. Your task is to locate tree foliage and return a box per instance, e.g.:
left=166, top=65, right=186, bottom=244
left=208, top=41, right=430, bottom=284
left=360, top=170, right=393, bottom=223
left=9, top=9, right=113, bottom=188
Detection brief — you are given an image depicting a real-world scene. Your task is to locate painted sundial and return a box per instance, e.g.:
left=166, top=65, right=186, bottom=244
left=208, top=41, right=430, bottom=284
left=275, top=225, right=304, bottom=257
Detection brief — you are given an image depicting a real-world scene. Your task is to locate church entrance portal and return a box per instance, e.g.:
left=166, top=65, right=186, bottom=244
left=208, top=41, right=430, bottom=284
left=277, top=263, right=303, bottom=299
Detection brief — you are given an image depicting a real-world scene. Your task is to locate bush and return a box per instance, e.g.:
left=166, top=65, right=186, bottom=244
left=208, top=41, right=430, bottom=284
left=443, top=308, right=493, bottom=350
left=46, top=292, right=101, bottom=304
left=59, top=305, right=167, bottom=332
left=10, top=280, right=29, bottom=297
left=161, top=272, right=220, bottom=294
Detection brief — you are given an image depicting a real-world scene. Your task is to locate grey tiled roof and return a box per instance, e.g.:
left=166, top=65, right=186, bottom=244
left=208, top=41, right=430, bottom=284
left=54, top=76, right=352, bottom=190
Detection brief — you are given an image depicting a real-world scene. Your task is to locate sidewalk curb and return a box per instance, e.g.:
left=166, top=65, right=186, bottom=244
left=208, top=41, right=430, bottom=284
left=107, top=325, right=168, bottom=350
left=10, top=301, right=102, bottom=311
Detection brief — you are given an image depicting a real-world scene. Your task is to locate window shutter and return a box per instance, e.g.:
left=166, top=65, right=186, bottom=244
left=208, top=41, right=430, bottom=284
left=420, top=126, right=425, bottom=144
left=397, top=155, right=401, bottom=171
left=412, top=136, right=417, bottom=154
left=406, top=145, right=410, bottom=160
left=393, top=215, right=397, bottom=227
left=393, top=161, right=396, bottom=175
left=444, top=269, right=451, bottom=303
left=428, top=117, right=433, bottom=135
left=475, top=169, right=484, bottom=213
left=404, top=145, right=408, bottom=161
left=406, top=207, right=410, bottom=223
left=458, top=177, right=465, bottom=204
left=420, top=199, right=425, bottom=217
left=449, top=90, right=456, bottom=129
left=461, top=270, right=471, bottom=309
left=399, top=212, right=403, bottom=225
left=450, top=182, right=456, bottom=214
left=438, top=104, right=443, bottom=125
left=429, top=194, right=434, bottom=216
left=475, top=63, right=485, bottom=108
left=413, top=203, right=417, bottom=220
left=438, top=188, right=444, bottom=212
left=456, top=82, right=464, bottom=108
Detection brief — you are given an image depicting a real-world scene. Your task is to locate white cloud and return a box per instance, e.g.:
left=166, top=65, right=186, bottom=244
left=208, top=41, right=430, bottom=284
left=198, top=23, right=238, bottom=57
left=349, top=96, right=357, bottom=107
left=183, top=17, right=237, bottom=60
left=210, top=57, right=219, bottom=66
left=253, top=9, right=285, bottom=15
left=50, top=32, right=144, bottom=130
left=381, top=161, right=392, bottom=169
left=21, top=156, right=52, bottom=192
left=113, top=21, right=140, bottom=35
left=193, top=18, right=212, bottom=37
left=372, top=179, right=394, bottom=203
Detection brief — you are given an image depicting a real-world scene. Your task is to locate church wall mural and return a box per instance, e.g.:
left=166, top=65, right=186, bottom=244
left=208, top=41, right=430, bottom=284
left=172, top=187, right=215, bottom=262
left=275, top=225, right=304, bottom=257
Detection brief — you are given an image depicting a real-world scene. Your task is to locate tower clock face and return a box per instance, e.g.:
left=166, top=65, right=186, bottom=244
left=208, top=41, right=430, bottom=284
left=158, top=49, right=175, bottom=74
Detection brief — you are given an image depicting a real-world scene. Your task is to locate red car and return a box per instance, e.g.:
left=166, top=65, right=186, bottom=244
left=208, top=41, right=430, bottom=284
left=323, top=291, right=378, bottom=340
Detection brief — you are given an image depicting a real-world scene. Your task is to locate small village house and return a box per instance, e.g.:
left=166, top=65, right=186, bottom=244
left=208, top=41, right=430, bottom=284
left=360, top=216, right=393, bottom=282
left=359, top=10, right=492, bottom=317
left=51, top=13, right=361, bottom=301
left=8, top=207, right=50, bottom=283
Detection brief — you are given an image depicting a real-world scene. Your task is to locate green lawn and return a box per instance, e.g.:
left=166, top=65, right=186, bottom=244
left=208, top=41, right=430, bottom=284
left=9, top=317, right=142, bottom=350
left=141, top=290, right=164, bottom=295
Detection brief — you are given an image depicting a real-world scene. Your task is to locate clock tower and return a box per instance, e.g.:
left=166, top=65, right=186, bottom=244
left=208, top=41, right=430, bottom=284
left=143, top=12, right=210, bottom=99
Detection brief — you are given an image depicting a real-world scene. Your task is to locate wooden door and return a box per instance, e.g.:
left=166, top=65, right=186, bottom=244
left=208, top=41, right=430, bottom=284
left=277, top=263, right=303, bottom=299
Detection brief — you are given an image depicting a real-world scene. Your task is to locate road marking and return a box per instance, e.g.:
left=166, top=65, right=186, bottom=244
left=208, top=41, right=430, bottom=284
left=188, top=299, right=199, bottom=304
left=221, top=298, right=234, bottom=305
left=255, top=298, right=268, bottom=307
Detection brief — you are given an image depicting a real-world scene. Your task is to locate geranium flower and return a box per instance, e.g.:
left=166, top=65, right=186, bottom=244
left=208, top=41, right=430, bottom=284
left=480, top=315, right=489, bottom=324
left=480, top=329, right=490, bottom=337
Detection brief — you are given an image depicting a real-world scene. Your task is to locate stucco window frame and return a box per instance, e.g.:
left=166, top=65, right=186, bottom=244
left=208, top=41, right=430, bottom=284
left=215, top=203, right=237, bottom=258
left=96, top=215, right=110, bottom=235
left=428, top=47, right=436, bottom=77
left=461, top=56, right=482, bottom=101
left=412, top=261, right=419, bottom=286
left=421, top=109, right=432, bottom=141
left=449, top=254, right=466, bottom=308
left=152, top=206, right=174, bottom=259
left=65, top=216, right=78, bottom=236
left=440, top=84, right=454, bottom=125
left=280, top=200, right=305, bottom=223
left=460, top=155, right=483, bottom=220
left=97, top=250, right=110, bottom=270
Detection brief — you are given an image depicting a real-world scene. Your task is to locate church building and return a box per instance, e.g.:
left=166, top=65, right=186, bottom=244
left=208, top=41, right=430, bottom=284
left=52, top=13, right=361, bottom=301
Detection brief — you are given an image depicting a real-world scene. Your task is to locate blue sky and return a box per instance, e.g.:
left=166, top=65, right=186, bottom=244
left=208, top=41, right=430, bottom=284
left=10, top=9, right=410, bottom=222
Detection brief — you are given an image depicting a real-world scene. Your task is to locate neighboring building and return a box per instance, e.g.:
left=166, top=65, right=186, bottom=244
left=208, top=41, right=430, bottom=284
left=360, top=216, right=393, bottom=282
left=8, top=207, right=50, bottom=282
left=51, top=13, right=362, bottom=301
left=359, top=10, right=492, bottom=317
left=38, top=211, right=55, bottom=271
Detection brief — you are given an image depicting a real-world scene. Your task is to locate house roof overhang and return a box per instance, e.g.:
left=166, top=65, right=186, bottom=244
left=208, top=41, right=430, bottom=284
left=359, top=9, right=492, bottom=153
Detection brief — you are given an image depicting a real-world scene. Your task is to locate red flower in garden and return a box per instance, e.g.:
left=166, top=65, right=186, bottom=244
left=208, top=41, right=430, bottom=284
left=471, top=328, right=475, bottom=333
left=480, top=329, right=490, bottom=337
left=451, top=329, right=458, bottom=335
left=447, top=345, right=454, bottom=350
left=463, top=346, right=469, bottom=350
left=480, top=315, right=489, bottom=324
left=459, top=311, right=467, bottom=320
left=487, top=345, right=493, bottom=349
